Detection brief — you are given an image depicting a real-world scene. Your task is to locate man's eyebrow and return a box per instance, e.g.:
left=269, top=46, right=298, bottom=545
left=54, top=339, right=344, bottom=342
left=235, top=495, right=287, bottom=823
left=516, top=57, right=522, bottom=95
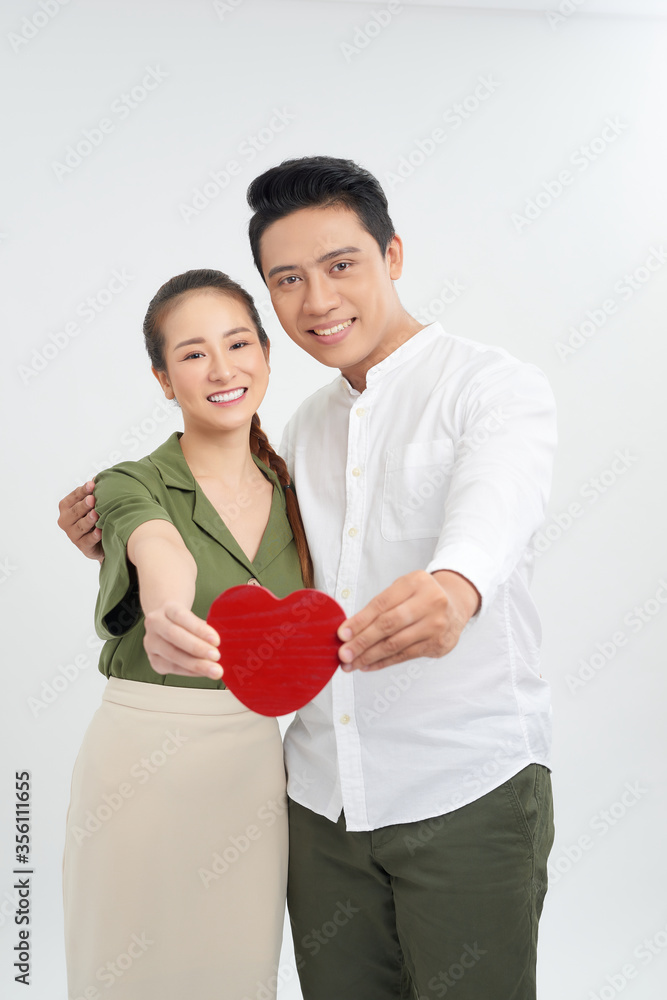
left=267, top=247, right=362, bottom=280
left=173, top=328, right=252, bottom=350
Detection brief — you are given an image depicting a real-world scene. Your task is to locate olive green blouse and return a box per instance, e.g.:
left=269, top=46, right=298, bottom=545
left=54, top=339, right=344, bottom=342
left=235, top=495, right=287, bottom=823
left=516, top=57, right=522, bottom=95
left=94, top=431, right=305, bottom=688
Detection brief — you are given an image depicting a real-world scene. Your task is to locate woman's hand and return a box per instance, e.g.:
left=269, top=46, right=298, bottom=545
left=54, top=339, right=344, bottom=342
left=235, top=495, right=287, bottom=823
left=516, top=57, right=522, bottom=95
left=126, top=520, right=222, bottom=680
left=143, top=602, right=222, bottom=680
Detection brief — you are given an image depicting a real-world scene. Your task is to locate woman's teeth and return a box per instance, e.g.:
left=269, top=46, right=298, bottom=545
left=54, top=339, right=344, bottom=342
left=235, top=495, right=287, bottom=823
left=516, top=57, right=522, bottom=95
left=208, top=388, right=246, bottom=402
left=312, top=319, right=353, bottom=337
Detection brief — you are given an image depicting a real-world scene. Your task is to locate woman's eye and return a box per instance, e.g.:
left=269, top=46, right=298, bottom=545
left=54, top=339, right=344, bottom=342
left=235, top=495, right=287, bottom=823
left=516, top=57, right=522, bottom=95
left=230, top=341, right=248, bottom=350
left=184, top=352, right=205, bottom=360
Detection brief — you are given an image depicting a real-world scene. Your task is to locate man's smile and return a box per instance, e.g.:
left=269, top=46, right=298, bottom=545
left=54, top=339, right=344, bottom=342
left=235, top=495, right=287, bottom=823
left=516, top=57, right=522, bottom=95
left=308, top=318, right=356, bottom=342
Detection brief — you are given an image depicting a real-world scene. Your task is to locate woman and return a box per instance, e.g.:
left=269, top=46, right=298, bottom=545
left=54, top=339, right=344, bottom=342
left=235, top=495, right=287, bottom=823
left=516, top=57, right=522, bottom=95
left=62, top=269, right=312, bottom=999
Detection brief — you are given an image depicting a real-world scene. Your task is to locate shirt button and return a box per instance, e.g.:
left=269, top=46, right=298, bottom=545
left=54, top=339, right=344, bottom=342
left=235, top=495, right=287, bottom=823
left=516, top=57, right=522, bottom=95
left=341, top=588, right=351, bottom=599
left=247, top=578, right=261, bottom=586
left=340, top=714, right=350, bottom=725
left=356, top=407, right=366, bottom=417
left=348, top=527, right=358, bottom=538
left=351, top=467, right=361, bottom=477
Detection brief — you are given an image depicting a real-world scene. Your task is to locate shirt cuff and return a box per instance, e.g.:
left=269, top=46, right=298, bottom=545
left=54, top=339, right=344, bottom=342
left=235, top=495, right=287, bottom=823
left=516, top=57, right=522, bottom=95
left=425, top=543, right=500, bottom=620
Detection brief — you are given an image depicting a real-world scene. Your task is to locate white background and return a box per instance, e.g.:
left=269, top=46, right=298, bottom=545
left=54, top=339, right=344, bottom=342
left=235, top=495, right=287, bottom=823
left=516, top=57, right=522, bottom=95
left=1, top=0, right=666, bottom=997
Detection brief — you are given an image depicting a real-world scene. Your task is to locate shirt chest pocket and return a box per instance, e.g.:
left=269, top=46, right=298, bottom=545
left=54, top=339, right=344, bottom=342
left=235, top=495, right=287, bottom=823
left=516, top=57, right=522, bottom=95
left=381, top=439, right=456, bottom=541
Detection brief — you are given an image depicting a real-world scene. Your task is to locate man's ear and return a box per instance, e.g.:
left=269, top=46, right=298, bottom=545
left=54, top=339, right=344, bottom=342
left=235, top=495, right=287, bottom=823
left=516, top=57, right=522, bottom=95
left=152, top=366, right=175, bottom=399
left=386, top=234, right=405, bottom=281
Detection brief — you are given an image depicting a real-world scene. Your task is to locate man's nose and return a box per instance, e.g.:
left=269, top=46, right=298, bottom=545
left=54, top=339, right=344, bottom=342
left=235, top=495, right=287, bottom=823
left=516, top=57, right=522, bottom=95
left=302, top=273, right=341, bottom=316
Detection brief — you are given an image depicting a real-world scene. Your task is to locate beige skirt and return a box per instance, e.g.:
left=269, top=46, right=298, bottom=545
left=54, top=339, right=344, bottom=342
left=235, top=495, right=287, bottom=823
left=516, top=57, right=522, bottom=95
left=62, top=678, right=288, bottom=1000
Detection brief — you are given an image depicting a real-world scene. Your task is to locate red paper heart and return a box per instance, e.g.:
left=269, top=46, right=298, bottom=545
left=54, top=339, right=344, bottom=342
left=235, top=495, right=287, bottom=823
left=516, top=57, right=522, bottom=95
left=207, top=586, right=345, bottom=716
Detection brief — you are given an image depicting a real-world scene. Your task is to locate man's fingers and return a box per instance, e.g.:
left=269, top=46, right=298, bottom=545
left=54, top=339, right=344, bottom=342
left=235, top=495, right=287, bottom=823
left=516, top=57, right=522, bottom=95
left=58, top=481, right=94, bottom=512
left=354, top=639, right=434, bottom=673
left=337, top=578, right=412, bottom=642
left=58, top=495, right=98, bottom=537
left=339, top=600, right=417, bottom=663
left=57, top=482, right=95, bottom=521
left=341, top=622, right=427, bottom=671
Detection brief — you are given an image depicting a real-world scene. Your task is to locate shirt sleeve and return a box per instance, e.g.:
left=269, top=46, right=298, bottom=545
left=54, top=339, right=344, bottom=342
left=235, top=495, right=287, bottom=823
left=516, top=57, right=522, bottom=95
left=279, top=419, right=296, bottom=482
left=94, top=464, right=174, bottom=640
left=425, top=359, right=558, bottom=616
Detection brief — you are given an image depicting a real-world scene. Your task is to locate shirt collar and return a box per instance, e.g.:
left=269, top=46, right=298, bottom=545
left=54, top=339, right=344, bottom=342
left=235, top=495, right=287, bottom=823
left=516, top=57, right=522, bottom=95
left=146, top=431, right=291, bottom=574
left=339, top=322, right=445, bottom=396
left=147, top=431, right=283, bottom=493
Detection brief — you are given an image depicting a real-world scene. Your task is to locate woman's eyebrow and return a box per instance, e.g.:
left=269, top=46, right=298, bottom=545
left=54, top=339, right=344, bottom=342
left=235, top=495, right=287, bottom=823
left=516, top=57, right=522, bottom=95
left=173, top=328, right=252, bottom=350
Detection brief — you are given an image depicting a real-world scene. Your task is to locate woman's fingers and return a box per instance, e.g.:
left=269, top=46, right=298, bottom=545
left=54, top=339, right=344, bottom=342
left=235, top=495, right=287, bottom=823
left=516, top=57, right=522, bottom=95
left=143, top=604, right=222, bottom=679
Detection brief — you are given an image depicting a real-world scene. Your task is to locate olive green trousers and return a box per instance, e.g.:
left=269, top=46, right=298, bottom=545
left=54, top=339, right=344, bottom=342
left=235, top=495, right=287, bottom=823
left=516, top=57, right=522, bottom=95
left=287, top=763, right=554, bottom=1000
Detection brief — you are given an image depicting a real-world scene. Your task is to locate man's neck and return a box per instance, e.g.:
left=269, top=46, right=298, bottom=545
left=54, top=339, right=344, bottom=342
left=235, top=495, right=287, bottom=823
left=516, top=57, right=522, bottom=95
left=340, top=311, right=426, bottom=393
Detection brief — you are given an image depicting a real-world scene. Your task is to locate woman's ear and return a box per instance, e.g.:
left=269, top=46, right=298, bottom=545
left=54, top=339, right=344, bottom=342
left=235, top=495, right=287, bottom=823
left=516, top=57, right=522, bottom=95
left=152, top=366, right=175, bottom=399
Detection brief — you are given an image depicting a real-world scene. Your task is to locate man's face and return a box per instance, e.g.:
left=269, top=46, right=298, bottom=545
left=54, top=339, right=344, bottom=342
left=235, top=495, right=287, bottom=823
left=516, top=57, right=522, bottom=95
left=259, top=204, right=405, bottom=382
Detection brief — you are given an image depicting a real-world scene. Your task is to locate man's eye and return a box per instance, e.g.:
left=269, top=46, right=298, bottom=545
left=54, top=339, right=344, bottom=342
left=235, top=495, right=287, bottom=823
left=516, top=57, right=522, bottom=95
left=332, top=262, right=351, bottom=272
left=279, top=275, right=299, bottom=286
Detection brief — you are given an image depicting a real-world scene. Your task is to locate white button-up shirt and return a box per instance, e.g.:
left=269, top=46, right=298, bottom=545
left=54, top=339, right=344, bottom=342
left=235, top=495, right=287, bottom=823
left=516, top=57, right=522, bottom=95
left=280, top=322, right=557, bottom=831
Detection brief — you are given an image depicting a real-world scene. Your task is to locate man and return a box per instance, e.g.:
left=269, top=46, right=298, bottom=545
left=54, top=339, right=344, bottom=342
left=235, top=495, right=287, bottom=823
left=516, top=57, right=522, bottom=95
left=59, top=156, right=557, bottom=999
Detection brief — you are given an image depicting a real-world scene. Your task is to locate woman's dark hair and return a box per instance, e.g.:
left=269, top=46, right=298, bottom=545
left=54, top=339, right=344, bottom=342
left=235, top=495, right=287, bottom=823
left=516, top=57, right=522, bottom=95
left=143, top=268, right=313, bottom=587
left=247, top=155, right=396, bottom=281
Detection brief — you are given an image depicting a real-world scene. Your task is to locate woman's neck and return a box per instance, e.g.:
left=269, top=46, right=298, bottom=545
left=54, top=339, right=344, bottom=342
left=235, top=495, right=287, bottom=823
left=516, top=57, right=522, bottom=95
left=178, top=425, right=260, bottom=492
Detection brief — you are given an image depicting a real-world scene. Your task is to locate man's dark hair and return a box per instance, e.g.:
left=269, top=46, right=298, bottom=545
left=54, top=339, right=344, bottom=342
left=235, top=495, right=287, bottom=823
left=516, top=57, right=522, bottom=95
left=246, top=156, right=396, bottom=281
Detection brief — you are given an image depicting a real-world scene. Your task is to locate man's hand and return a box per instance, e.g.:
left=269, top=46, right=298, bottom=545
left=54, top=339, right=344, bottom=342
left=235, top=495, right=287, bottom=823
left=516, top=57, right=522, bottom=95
left=57, top=482, right=104, bottom=562
left=143, top=602, right=222, bottom=680
left=337, top=570, right=481, bottom=672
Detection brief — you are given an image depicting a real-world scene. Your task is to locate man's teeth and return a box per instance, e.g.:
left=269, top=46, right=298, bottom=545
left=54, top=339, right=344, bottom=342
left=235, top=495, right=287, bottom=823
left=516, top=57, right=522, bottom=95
left=312, top=319, right=354, bottom=337
left=208, top=388, right=246, bottom=402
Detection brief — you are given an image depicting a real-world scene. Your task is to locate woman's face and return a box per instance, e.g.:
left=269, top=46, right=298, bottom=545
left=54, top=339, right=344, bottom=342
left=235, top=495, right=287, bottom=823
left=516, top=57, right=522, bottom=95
left=153, top=289, right=270, bottom=436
